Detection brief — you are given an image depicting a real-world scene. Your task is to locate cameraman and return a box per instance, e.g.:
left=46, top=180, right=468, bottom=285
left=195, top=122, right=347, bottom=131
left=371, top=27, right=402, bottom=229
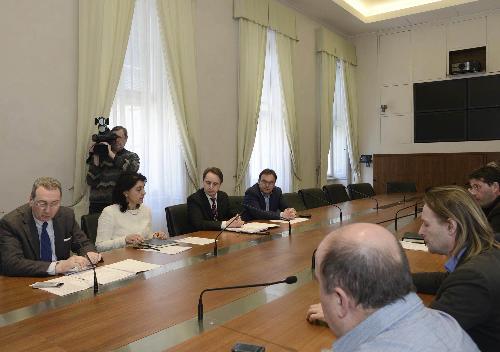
left=86, top=126, right=140, bottom=214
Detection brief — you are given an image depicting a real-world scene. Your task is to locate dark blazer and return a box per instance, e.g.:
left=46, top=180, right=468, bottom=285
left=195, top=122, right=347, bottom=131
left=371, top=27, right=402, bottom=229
left=0, top=204, right=96, bottom=277
left=242, top=183, right=288, bottom=221
left=484, top=196, right=500, bottom=233
left=187, top=189, right=234, bottom=231
left=412, top=248, right=500, bottom=352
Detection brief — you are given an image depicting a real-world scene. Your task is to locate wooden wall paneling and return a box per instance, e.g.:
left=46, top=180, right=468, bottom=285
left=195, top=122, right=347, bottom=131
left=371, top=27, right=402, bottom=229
left=444, top=153, right=485, bottom=187
left=373, top=152, right=500, bottom=194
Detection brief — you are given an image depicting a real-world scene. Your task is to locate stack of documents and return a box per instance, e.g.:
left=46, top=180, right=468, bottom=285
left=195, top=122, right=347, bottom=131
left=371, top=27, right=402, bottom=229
left=400, top=241, right=428, bottom=252
left=226, top=222, right=280, bottom=234
left=31, top=259, right=161, bottom=296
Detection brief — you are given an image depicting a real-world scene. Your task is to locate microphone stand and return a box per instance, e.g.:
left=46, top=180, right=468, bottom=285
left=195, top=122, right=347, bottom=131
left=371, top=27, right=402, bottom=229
left=301, top=191, right=342, bottom=223
left=84, top=253, right=99, bottom=294
left=197, top=276, right=297, bottom=320
left=394, top=201, right=422, bottom=231
left=213, top=210, right=245, bottom=257
left=350, top=188, right=379, bottom=212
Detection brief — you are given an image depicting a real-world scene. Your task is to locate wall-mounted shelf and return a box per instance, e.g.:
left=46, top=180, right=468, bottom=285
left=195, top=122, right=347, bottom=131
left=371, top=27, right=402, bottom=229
left=449, top=46, right=486, bottom=75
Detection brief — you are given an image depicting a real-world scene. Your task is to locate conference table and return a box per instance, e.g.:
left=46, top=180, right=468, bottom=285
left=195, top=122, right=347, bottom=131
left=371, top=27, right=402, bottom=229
left=0, top=194, right=445, bottom=352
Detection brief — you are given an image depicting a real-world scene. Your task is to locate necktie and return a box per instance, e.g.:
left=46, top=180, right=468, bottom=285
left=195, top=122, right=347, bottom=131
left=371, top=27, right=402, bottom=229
left=210, top=198, right=218, bottom=220
left=264, top=196, right=270, bottom=211
left=40, top=222, right=52, bottom=261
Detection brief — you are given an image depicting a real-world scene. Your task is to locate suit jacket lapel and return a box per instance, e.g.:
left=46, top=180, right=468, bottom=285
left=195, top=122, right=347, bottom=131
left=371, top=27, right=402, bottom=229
left=22, top=207, right=40, bottom=260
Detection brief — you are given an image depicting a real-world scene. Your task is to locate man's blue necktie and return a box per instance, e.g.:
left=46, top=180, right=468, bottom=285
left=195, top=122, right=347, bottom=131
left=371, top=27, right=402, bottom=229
left=40, top=222, right=52, bottom=261
left=264, top=196, right=270, bottom=211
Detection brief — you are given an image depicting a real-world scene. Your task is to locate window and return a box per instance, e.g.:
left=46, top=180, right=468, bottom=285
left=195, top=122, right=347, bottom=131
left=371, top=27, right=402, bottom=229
left=110, top=0, right=186, bottom=230
left=327, top=60, right=349, bottom=180
left=247, top=30, right=292, bottom=192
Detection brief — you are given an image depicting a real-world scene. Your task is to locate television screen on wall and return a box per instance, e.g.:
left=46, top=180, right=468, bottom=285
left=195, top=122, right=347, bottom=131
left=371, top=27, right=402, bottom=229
left=414, top=79, right=467, bottom=113
left=414, top=111, right=467, bottom=142
left=468, top=75, right=500, bottom=108
left=414, top=74, right=500, bottom=142
left=468, top=107, right=500, bottom=140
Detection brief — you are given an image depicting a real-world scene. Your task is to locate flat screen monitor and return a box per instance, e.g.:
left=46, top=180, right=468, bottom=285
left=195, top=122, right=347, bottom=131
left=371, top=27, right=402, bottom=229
left=414, top=79, right=467, bottom=113
left=468, top=108, right=500, bottom=140
left=468, top=74, right=500, bottom=108
left=414, top=111, right=467, bottom=142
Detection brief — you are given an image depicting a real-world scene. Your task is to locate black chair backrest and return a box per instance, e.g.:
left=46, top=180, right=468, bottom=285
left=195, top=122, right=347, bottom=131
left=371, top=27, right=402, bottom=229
left=228, top=195, right=244, bottom=215
left=386, top=181, right=417, bottom=194
left=282, top=192, right=306, bottom=211
left=165, top=204, right=193, bottom=237
left=347, top=183, right=376, bottom=200
left=322, top=184, right=350, bottom=204
left=298, top=188, right=330, bottom=209
left=81, top=213, right=100, bottom=244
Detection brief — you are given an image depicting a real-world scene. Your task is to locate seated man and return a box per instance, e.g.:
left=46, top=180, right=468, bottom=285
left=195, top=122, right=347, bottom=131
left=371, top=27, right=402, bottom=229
left=242, top=168, right=296, bottom=221
left=314, top=223, right=478, bottom=352
left=187, top=167, right=244, bottom=230
left=0, top=177, right=101, bottom=277
left=413, top=185, right=500, bottom=352
left=468, top=165, right=500, bottom=232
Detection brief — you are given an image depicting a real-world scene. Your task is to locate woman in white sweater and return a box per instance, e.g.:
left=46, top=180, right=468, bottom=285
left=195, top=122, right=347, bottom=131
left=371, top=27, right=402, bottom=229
left=96, top=172, right=167, bottom=252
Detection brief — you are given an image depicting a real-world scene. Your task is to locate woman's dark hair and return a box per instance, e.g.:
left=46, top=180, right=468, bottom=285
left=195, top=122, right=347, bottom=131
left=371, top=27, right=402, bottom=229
left=112, top=172, right=147, bottom=212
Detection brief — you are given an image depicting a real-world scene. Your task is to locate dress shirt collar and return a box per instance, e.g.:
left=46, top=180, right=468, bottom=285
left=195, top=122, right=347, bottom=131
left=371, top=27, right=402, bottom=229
left=205, top=192, right=217, bottom=202
left=444, top=246, right=467, bottom=273
left=333, top=293, right=422, bottom=352
left=32, top=214, right=53, bottom=229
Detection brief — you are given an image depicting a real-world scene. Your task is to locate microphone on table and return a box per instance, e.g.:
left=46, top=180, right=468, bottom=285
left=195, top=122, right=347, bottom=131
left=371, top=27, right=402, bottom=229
left=76, top=242, right=99, bottom=294
left=197, top=275, right=298, bottom=320
left=213, top=209, right=246, bottom=257
left=394, top=201, right=423, bottom=231
left=349, top=188, right=379, bottom=212
left=84, top=253, right=99, bottom=294
left=300, top=192, right=342, bottom=223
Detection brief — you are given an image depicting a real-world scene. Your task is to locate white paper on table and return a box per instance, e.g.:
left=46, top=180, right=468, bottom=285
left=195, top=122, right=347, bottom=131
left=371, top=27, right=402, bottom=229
left=140, top=245, right=191, bottom=255
left=400, top=241, right=428, bottom=252
left=75, top=267, right=135, bottom=285
left=226, top=222, right=279, bottom=234
left=175, top=237, right=215, bottom=245
left=34, top=275, right=92, bottom=296
left=270, top=217, right=309, bottom=224
left=106, top=259, right=162, bottom=274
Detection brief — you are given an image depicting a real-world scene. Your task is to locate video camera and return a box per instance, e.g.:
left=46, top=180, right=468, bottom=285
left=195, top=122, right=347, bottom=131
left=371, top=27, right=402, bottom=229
left=91, top=117, right=118, bottom=157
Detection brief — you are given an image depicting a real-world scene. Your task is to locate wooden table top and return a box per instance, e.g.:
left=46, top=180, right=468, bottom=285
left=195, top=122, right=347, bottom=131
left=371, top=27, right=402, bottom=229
left=0, top=193, right=445, bottom=352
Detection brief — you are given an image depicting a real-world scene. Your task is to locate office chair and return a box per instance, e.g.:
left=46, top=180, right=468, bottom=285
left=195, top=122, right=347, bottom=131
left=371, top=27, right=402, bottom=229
left=81, top=213, right=100, bottom=244
left=165, top=204, right=193, bottom=236
left=386, top=181, right=417, bottom=194
left=322, top=184, right=350, bottom=203
left=298, top=188, right=330, bottom=209
left=347, top=183, right=376, bottom=200
left=282, top=192, right=307, bottom=211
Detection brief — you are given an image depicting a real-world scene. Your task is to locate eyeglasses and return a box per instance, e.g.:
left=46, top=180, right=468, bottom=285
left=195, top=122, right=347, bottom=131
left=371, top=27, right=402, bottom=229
left=34, top=200, right=60, bottom=209
left=259, top=180, right=275, bottom=186
left=468, top=184, right=482, bottom=192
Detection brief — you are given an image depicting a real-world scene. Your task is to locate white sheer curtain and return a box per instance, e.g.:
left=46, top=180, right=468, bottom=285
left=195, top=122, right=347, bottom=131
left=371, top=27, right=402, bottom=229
left=327, top=60, right=348, bottom=180
left=247, top=30, right=292, bottom=192
left=109, top=0, right=186, bottom=231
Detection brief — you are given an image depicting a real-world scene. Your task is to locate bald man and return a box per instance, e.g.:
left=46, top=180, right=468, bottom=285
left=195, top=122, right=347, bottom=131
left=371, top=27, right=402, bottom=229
left=312, top=223, right=478, bottom=352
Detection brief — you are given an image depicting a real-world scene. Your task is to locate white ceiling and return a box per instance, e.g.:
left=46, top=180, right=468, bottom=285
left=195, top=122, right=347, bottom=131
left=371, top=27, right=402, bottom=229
left=280, top=0, right=500, bottom=36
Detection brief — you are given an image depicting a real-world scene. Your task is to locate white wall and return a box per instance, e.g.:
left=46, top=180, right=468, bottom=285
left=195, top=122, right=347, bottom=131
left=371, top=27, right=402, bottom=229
left=354, top=13, right=500, bottom=184
left=0, top=0, right=344, bottom=216
left=0, top=0, right=78, bottom=215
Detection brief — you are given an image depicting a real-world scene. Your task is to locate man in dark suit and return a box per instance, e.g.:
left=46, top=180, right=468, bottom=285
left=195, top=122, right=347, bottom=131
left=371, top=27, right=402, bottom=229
left=0, top=177, right=100, bottom=277
left=243, top=168, right=296, bottom=221
left=468, top=165, right=500, bottom=232
left=187, top=167, right=244, bottom=230
left=412, top=185, right=500, bottom=352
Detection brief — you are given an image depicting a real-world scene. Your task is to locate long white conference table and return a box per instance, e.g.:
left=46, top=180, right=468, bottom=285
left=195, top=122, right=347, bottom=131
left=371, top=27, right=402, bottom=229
left=0, top=194, right=445, bottom=351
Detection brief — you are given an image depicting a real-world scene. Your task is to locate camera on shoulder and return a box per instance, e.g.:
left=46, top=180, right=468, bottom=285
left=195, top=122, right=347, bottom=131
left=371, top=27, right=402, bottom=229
left=91, top=117, right=117, bottom=157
